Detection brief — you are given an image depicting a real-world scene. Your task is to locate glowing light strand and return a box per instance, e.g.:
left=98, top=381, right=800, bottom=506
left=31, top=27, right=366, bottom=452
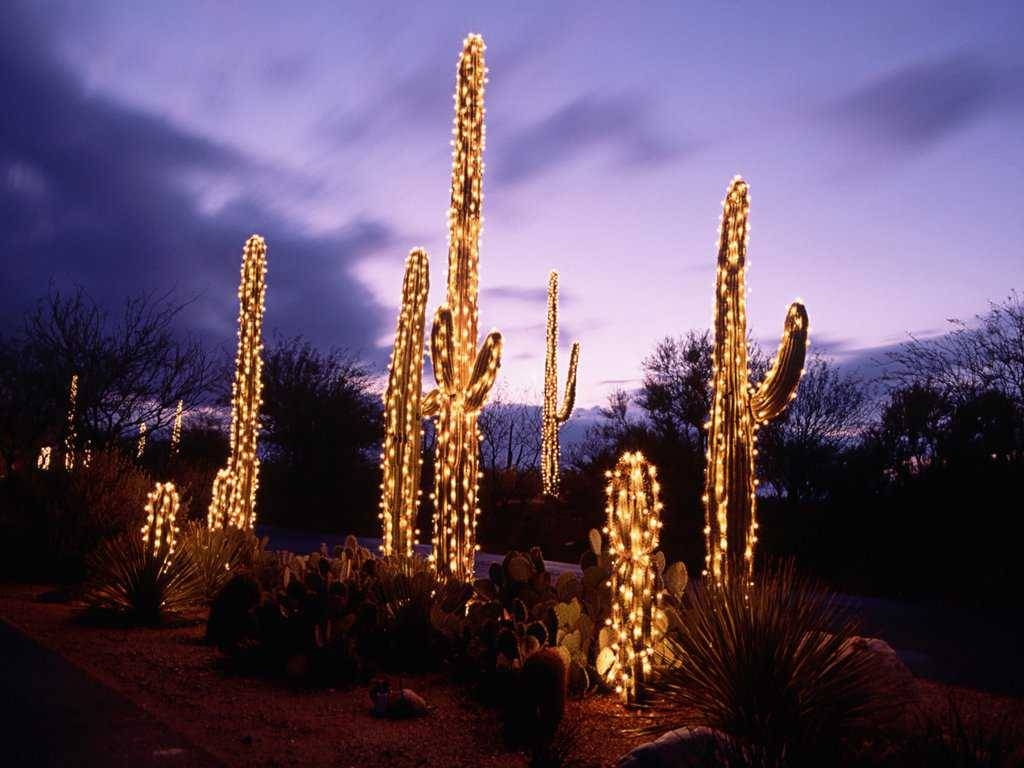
left=602, top=451, right=665, bottom=704
left=423, top=35, right=503, bottom=581
left=379, top=248, right=430, bottom=557
left=541, top=270, right=580, bottom=497
left=702, top=177, right=809, bottom=587
left=210, top=235, right=267, bottom=530
left=136, top=422, right=147, bottom=460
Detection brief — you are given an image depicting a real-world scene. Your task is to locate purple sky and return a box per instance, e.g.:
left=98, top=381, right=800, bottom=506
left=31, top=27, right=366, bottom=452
left=3, top=1, right=1022, bottom=406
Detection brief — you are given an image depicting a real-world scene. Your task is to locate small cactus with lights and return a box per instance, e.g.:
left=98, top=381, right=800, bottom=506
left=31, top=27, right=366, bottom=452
left=141, top=481, right=180, bottom=563
left=63, top=373, right=78, bottom=470
left=169, top=399, right=183, bottom=457
left=599, top=451, right=665, bottom=704
left=422, top=35, right=503, bottom=582
left=207, top=467, right=237, bottom=531
left=379, top=248, right=430, bottom=557
left=541, top=270, right=580, bottom=497
left=210, top=235, right=267, bottom=530
left=703, top=177, right=808, bottom=586
left=136, top=422, right=147, bottom=459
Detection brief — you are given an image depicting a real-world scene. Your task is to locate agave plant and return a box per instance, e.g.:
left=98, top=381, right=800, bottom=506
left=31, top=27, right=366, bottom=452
left=84, top=533, right=202, bottom=624
left=640, top=561, right=902, bottom=766
left=179, top=521, right=261, bottom=603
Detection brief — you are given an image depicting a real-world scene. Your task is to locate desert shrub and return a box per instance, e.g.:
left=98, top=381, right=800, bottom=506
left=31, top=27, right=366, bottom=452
left=641, top=561, right=899, bottom=767
left=207, top=571, right=263, bottom=653
left=0, top=448, right=153, bottom=581
left=180, top=522, right=261, bottom=603
left=83, top=532, right=202, bottom=624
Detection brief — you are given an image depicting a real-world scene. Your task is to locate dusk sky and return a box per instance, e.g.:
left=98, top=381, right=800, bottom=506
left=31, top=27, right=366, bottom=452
left=3, top=1, right=1022, bottom=407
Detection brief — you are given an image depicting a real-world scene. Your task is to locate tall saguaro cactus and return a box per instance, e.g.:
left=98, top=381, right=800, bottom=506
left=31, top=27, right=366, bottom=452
left=64, top=373, right=78, bottom=470
left=541, top=270, right=580, bottom=497
left=602, top=451, right=665, bottom=704
left=423, top=35, right=503, bottom=582
left=380, top=248, right=430, bottom=557
left=703, top=177, right=808, bottom=586
left=170, top=400, right=183, bottom=457
left=211, top=234, right=267, bottom=530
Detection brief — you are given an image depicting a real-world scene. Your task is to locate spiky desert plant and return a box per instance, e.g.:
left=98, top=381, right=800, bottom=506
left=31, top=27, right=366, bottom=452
left=641, top=561, right=900, bottom=767
left=169, top=399, right=183, bottom=457
left=422, top=34, right=503, bottom=582
left=541, top=270, right=580, bottom=497
left=379, top=248, right=430, bottom=557
left=63, top=373, right=78, bottom=470
left=211, top=234, right=267, bottom=529
left=180, top=520, right=258, bottom=603
left=600, top=451, right=665, bottom=704
left=704, top=177, right=808, bottom=587
left=85, top=481, right=200, bottom=623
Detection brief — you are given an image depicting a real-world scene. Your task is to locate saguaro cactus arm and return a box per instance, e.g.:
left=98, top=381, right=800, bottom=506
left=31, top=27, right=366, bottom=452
left=750, top=302, right=809, bottom=423
left=465, top=331, right=503, bottom=412
left=430, top=305, right=457, bottom=394
left=556, top=341, right=580, bottom=423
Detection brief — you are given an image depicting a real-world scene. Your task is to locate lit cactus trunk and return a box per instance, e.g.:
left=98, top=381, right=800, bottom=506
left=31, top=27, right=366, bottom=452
left=541, top=270, right=580, bottom=497
left=603, top=451, right=664, bottom=704
left=136, top=422, right=147, bottom=459
left=217, top=234, right=267, bottom=530
left=170, top=400, right=183, bottom=457
left=141, top=481, right=180, bottom=563
left=380, top=249, right=430, bottom=557
left=423, top=35, right=503, bottom=582
left=64, top=373, right=78, bottom=471
left=703, top=177, right=808, bottom=587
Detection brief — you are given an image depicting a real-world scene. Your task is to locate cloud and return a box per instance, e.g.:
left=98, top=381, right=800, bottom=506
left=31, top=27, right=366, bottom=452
left=493, top=93, right=683, bottom=185
left=827, top=54, right=1009, bottom=148
left=0, top=3, right=394, bottom=364
left=481, top=284, right=577, bottom=305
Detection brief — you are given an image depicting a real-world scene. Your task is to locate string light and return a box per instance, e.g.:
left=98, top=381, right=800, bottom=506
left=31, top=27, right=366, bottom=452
left=136, top=422, right=147, bottom=460
left=63, top=373, right=78, bottom=471
left=169, top=400, right=183, bottom=457
left=209, top=235, right=267, bottom=530
left=541, top=270, right=580, bottom=497
left=423, top=34, right=503, bottom=581
left=37, top=446, right=51, bottom=470
left=601, top=451, right=665, bottom=704
left=141, top=481, right=180, bottom=564
left=380, top=248, right=430, bottom=557
left=702, top=177, right=808, bottom=587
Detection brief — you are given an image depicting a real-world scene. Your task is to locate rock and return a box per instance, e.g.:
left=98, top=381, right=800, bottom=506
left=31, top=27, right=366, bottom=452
left=617, top=726, right=731, bottom=767
left=847, top=636, right=916, bottom=690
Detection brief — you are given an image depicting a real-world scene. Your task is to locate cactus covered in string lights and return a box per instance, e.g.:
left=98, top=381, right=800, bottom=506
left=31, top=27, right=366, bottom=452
left=170, top=400, right=183, bottom=457
left=210, top=234, right=267, bottom=530
left=703, top=177, right=808, bottom=586
left=422, top=35, right=503, bottom=582
left=64, top=373, right=78, bottom=470
left=379, top=248, right=430, bottom=557
left=141, top=481, right=180, bottom=563
left=601, top=451, right=665, bottom=704
left=541, top=270, right=580, bottom=497
left=207, top=467, right=236, bottom=531
left=136, top=422, right=147, bottom=459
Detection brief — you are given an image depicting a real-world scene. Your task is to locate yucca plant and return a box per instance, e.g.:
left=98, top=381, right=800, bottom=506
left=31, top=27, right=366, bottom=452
left=84, top=533, right=202, bottom=624
left=639, top=561, right=901, bottom=766
left=179, top=521, right=260, bottom=603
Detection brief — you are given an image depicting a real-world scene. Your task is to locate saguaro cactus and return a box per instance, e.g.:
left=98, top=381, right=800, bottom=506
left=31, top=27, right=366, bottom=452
left=207, top=468, right=236, bottom=531
left=541, top=270, right=580, bottom=497
left=64, top=373, right=78, bottom=470
left=703, top=177, right=808, bottom=586
left=602, top=451, right=665, bottom=704
left=136, top=422, right=147, bottom=459
left=423, top=35, right=503, bottom=582
left=211, top=234, right=267, bottom=530
left=380, top=248, right=430, bottom=557
left=141, top=481, right=180, bottom=563
left=170, top=400, right=183, bottom=457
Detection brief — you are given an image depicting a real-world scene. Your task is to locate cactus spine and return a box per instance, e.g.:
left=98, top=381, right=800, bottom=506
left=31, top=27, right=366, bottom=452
left=211, top=234, right=267, bottom=530
left=141, top=481, right=180, bottom=563
left=380, top=248, right=430, bottom=557
left=423, top=35, right=503, bottom=581
left=703, top=177, right=808, bottom=586
left=602, top=451, right=665, bottom=704
left=541, top=270, right=580, bottom=497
